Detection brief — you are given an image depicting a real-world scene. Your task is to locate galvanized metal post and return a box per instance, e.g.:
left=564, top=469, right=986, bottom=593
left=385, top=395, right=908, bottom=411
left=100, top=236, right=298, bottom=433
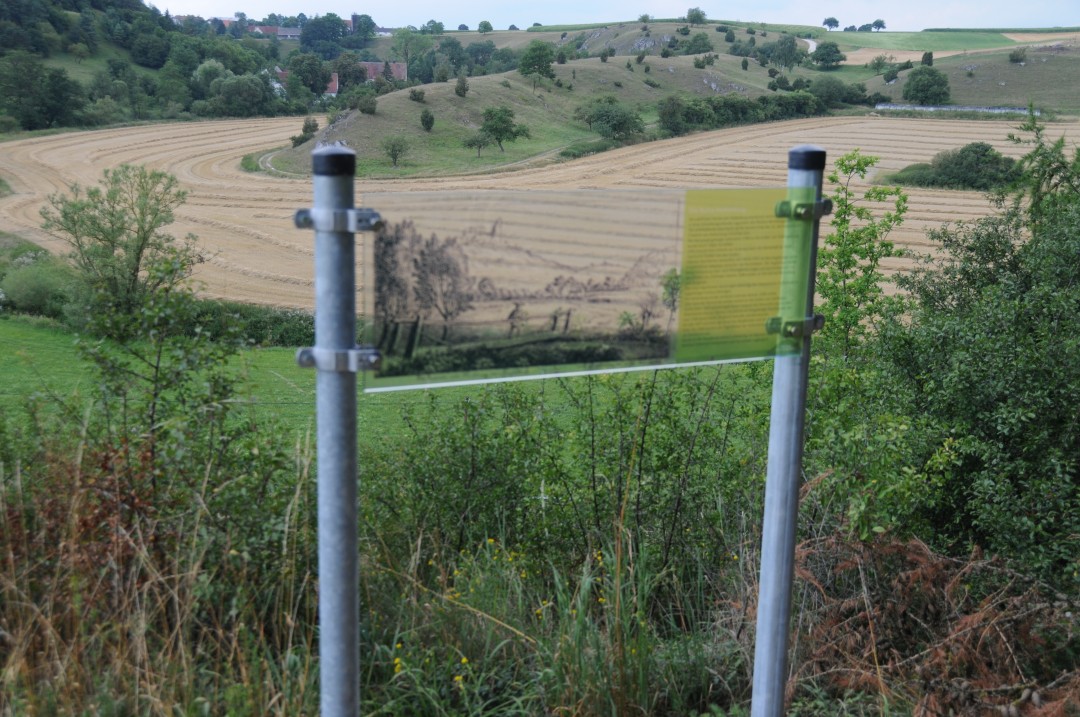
left=302, top=146, right=360, bottom=717
left=751, top=145, right=828, bottom=717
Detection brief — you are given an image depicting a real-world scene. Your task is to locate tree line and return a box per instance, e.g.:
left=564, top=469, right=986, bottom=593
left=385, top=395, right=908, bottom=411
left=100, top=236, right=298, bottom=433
left=0, top=0, right=530, bottom=131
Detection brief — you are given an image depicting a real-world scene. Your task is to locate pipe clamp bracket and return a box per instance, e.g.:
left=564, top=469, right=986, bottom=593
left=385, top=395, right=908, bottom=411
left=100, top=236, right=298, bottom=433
left=296, top=347, right=381, bottom=373
left=774, top=199, right=833, bottom=220
left=294, top=208, right=383, bottom=233
left=765, top=314, right=825, bottom=338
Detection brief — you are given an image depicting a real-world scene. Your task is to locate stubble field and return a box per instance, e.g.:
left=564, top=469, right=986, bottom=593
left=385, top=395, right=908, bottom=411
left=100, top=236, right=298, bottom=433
left=2, top=114, right=1078, bottom=311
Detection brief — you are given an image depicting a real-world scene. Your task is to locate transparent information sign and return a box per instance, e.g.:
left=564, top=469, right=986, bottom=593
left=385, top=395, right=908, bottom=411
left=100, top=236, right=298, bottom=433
left=360, top=188, right=811, bottom=392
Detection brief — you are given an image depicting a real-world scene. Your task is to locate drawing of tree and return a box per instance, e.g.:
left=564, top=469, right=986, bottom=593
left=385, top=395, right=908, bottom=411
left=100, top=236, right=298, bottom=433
left=373, top=221, right=420, bottom=349
left=413, top=234, right=474, bottom=341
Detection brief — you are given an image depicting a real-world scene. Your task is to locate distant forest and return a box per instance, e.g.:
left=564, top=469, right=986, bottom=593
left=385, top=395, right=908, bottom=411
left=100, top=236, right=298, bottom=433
left=0, top=0, right=520, bottom=130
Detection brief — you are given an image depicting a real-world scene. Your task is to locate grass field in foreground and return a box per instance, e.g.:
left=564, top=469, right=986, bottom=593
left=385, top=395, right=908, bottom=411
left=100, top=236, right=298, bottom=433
left=0, top=317, right=497, bottom=446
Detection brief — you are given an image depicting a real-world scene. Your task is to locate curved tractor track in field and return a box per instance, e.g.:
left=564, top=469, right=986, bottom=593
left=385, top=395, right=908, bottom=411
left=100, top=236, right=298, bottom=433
left=1, top=115, right=1077, bottom=310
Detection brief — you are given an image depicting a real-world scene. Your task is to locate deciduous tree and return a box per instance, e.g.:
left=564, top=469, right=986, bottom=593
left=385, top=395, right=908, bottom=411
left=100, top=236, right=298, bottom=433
left=40, top=164, right=201, bottom=337
left=288, top=52, right=330, bottom=94
left=686, top=7, right=707, bottom=26
left=420, top=19, right=444, bottom=35
left=0, top=51, right=85, bottom=130
left=810, top=40, right=846, bottom=69
left=300, top=13, right=347, bottom=52
left=353, top=13, right=377, bottom=42
left=481, top=106, right=530, bottom=151
left=413, top=235, right=473, bottom=339
left=519, top=39, right=555, bottom=91
left=816, top=150, right=907, bottom=357
left=382, top=136, right=409, bottom=167
left=902, top=65, right=950, bottom=104
left=392, top=27, right=433, bottom=66
left=333, top=52, right=368, bottom=90
left=464, top=130, right=493, bottom=157
left=772, top=33, right=801, bottom=69
left=823, top=17, right=839, bottom=30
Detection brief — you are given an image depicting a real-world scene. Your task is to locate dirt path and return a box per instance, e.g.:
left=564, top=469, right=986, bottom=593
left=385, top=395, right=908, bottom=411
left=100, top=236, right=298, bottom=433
left=2, top=115, right=1077, bottom=310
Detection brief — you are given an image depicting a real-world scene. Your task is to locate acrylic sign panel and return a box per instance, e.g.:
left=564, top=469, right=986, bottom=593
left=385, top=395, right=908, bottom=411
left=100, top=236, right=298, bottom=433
left=359, top=188, right=809, bottom=392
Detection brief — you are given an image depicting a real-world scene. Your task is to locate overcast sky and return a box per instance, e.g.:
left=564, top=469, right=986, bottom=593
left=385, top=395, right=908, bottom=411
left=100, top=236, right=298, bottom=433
left=157, top=0, right=1079, bottom=33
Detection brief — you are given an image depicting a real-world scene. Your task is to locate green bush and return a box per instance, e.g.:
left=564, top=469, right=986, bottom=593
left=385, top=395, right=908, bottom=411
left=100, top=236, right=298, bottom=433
left=902, top=65, right=950, bottom=104
left=866, top=115, right=1080, bottom=586
left=189, top=300, right=317, bottom=346
left=0, top=255, right=73, bottom=318
left=880, top=203, right=1080, bottom=583
left=890, top=142, right=1019, bottom=190
left=356, top=95, right=377, bottom=114
left=559, top=138, right=618, bottom=158
left=888, top=162, right=937, bottom=186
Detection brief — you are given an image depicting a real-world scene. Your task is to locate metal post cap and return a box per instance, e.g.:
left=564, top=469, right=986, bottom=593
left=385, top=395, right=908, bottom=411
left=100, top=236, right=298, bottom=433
left=788, top=145, right=827, bottom=171
left=312, top=146, right=356, bottom=176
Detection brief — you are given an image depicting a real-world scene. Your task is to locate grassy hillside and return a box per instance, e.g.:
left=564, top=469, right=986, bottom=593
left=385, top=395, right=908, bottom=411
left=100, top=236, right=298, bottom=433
left=856, top=44, right=1080, bottom=112
left=272, top=53, right=778, bottom=177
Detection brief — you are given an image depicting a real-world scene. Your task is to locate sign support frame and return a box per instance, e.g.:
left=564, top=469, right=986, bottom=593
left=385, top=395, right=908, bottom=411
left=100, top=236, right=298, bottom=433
left=750, top=145, right=828, bottom=717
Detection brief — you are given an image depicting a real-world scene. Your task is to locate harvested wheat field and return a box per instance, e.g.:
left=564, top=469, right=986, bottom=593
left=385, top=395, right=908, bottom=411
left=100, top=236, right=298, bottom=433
left=2, top=115, right=1078, bottom=311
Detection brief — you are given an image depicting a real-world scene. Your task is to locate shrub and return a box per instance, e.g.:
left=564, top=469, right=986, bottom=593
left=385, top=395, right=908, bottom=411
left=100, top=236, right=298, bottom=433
left=356, top=95, right=377, bottom=114
left=190, top=300, right=317, bottom=345
left=291, top=116, right=318, bottom=146
left=881, top=199, right=1080, bottom=582
left=455, top=74, right=469, bottom=97
left=420, top=108, right=434, bottom=131
left=891, top=142, right=1018, bottom=190
left=408, top=88, right=425, bottom=102
left=559, top=138, right=617, bottom=158
left=684, top=32, right=713, bottom=55
left=1009, top=47, right=1027, bottom=64
left=381, top=136, right=408, bottom=167
left=643, top=78, right=659, bottom=88
left=0, top=255, right=73, bottom=318
left=902, top=66, right=950, bottom=104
